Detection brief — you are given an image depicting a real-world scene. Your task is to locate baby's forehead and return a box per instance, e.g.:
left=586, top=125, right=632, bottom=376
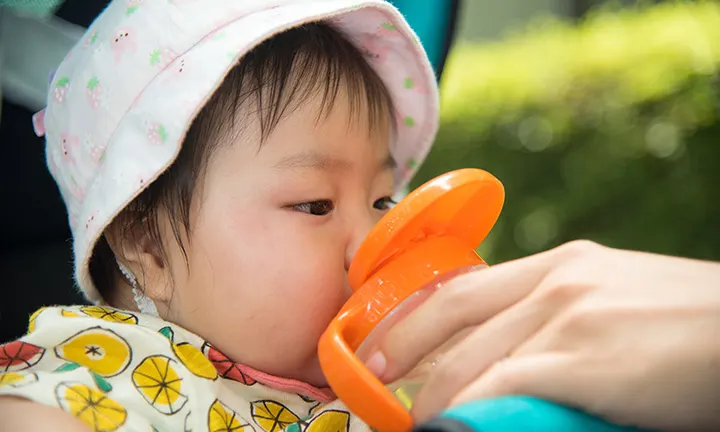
left=220, top=88, right=394, bottom=169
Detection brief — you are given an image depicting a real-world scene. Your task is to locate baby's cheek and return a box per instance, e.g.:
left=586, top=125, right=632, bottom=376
left=269, top=263, right=347, bottom=340
left=311, top=276, right=348, bottom=326
left=182, top=213, right=348, bottom=377
left=279, top=263, right=347, bottom=329
left=203, top=255, right=346, bottom=372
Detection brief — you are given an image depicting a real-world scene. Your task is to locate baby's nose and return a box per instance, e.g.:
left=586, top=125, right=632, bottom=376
left=344, top=214, right=376, bottom=271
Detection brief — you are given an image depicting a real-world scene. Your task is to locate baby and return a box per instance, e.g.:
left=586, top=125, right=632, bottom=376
left=0, top=0, right=437, bottom=431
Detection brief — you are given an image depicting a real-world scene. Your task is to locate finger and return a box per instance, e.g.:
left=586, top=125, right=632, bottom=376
left=448, top=353, right=583, bottom=408
left=376, top=246, right=564, bottom=382
left=409, top=250, right=600, bottom=424
left=409, top=295, right=561, bottom=422
left=447, top=353, right=639, bottom=429
left=463, top=349, right=720, bottom=432
left=447, top=355, right=718, bottom=432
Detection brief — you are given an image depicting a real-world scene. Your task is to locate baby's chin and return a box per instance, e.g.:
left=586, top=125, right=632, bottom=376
left=296, top=355, right=330, bottom=388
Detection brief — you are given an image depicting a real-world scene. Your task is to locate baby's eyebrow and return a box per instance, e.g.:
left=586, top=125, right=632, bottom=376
left=274, top=151, right=350, bottom=170
left=274, top=151, right=396, bottom=172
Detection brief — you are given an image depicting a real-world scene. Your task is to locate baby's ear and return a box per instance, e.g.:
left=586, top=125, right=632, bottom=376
left=104, top=216, right=173, bottom=305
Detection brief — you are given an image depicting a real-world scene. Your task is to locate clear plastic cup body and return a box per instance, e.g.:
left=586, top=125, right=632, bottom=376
left=355, top=264, right=487, bottom=408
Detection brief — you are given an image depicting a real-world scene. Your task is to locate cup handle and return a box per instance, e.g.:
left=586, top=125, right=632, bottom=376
left=319, top=306, right=414, bottom=432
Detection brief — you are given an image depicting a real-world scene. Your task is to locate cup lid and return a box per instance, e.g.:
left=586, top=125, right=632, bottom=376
left=349, top=168, right=505, bottom=290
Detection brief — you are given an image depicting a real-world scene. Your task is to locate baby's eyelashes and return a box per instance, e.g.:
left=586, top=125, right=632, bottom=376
left=290, top=196, right=395, bottom=216
left=292, top=200, right=335, bottom=216
left=373, top=197, right=396, bottom=211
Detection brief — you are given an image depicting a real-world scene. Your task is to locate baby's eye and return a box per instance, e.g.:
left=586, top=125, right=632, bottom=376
left=294, top=200, right=335, bottom=216
left=373, top=196, right=397, bottom=211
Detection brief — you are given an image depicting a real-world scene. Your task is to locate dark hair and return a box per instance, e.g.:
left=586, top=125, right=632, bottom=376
left=89, top=22, right=395, bottom=301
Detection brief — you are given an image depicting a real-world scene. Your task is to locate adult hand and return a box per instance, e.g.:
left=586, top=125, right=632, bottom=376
left=365, top=241, right=720, bottom=431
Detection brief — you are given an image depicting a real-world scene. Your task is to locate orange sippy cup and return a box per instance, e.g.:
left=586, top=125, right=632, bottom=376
left=318, top=168, right=504, bottom=432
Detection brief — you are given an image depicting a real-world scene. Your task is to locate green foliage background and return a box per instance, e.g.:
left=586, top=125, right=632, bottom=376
left=412, top=1, right=720, bottom=264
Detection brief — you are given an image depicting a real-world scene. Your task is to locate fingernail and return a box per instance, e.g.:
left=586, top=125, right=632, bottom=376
left=365, top=351, right=387, bottom=379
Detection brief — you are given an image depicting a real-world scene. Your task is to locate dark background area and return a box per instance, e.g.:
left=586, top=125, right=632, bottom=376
left=1, top=1, right=111, bottom=342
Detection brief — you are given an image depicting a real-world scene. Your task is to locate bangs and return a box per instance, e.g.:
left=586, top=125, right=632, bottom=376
left=194, top=21, right=396, bottom=148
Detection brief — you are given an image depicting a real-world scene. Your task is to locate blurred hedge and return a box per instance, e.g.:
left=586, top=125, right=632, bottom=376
left=413, top=1, right=720, bottom=264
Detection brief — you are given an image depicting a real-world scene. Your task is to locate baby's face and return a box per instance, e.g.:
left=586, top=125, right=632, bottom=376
left=162, top=90, right=394, bottom=386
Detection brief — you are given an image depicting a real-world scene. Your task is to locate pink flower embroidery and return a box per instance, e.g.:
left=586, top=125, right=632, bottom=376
left=125, top=0, right=143, bottom=15
left=53, top=77, right=70, bottom=104
left=149, top=47, right=176, bottom=69
left=376, top=22, right=401, bottom=39
left=394, top=111, right=416, bottom=129
left=404, top=76, right=431, bottom=95
left=86, top=77, right=102, bottom=109
left=83, top=31, right=98, bottom=49
left=147, top=122, right=168, bottom=145
left=404, top=158, right=418, bottom=176
left=89, top=146, right=104, bottom=164
left=85, top=136, right=106, bottom=164
left=360, top=33, right=393, bottom=64
left=111, top=27, right=137, bottom=63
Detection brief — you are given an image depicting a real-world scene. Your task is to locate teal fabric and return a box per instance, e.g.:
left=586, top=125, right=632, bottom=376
left=388, top=0, right=453, bottom=77
left=440, top=396, right=649, bottom=432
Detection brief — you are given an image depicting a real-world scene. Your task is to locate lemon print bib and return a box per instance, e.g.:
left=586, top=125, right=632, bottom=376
left=0, top=306, right=370, bottom=432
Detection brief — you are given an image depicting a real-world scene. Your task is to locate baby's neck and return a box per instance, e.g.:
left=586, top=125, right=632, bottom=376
left=104, top=275, right=142, bottom=312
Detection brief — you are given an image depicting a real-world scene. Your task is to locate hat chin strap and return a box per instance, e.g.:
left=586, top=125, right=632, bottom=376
left=116, top=260, right=159, bottom=316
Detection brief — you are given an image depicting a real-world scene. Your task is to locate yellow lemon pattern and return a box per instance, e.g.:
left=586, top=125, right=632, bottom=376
left=56, top=382, right=127, bottom=432
left=132, top=355, right=188, bottom=415
left=27, top=307, right=47, bottom=333
left=208, top=399, right=254, bottom=432
left=306, top=410, right=350, bottom=432
left=173, top=342, right=218, bottom=380
left=80, top=306, right=139, bottom=325
left=0, top=372, right=37, bottom=389
left=55, top=327, right=131, bottom=377
left=61, top=309, right=82, bottom=318
left=251, top=400, right=300, bottom=432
